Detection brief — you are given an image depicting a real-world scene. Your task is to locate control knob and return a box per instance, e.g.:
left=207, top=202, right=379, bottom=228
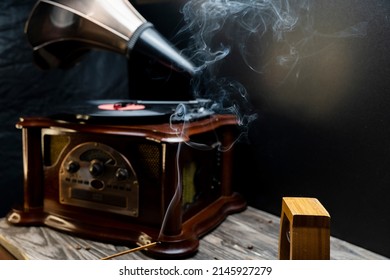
left=116, top=168, right=129, bottom=180
left=89, top=159, right=104, bottom=177
left=66, top=161, right=80, bottom=173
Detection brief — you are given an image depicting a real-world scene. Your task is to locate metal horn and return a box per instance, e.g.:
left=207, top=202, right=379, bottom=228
left=25, top=0, right=196, bottom=75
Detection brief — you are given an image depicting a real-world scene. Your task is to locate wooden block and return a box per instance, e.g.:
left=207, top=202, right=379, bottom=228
left=279, top=197, right=330, bottom=260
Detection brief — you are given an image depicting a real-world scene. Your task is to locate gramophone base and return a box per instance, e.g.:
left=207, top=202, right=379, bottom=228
left=7, top=193, right=246, bottom=258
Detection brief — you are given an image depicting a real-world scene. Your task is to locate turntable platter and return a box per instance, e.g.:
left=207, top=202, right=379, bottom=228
left=50, top=99, right=215, bottom=124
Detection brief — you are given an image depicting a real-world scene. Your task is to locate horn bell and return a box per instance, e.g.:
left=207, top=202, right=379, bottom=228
left=26, top=0, right=196, bottom=75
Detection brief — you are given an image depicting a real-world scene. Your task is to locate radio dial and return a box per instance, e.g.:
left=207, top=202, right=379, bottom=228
left=116, top=168, right=129, bottom=180
left=89, top=160, right=104, bottom=177
left=66, top=161, right=80, bottom=173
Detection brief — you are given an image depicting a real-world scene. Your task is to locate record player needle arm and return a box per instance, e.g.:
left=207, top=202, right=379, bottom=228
left=100, top=242, right=159, bottom=260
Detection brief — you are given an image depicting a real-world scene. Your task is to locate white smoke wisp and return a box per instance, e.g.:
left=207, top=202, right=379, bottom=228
left=176, top=0, right=369, bottom=125
left=176, top=0, right=312, bottom=127
left=180, top=0, right=307, bottom=67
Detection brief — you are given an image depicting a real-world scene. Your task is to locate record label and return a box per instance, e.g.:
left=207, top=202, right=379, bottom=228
left=98, top=103, right=146, bottom=111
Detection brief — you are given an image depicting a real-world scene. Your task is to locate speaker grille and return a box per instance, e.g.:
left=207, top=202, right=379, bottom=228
left=135, top=143, right=161, bottom=182
left=43, top=134, right=70, bottom=166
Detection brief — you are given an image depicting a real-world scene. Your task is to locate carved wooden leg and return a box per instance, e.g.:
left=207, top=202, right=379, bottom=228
left=279, top=197, right=330, bottom=260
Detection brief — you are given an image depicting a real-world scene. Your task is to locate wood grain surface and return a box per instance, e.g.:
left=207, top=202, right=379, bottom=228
left=0, top=207, right=387, bottom=260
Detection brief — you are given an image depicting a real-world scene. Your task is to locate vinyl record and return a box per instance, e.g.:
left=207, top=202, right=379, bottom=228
left=50, top=99, right=215, bottom=124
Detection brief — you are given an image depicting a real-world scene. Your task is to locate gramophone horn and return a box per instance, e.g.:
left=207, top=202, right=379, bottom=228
left=25, top=0, right=196, bottom=75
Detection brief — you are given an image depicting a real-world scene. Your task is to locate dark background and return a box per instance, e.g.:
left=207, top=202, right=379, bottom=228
left=1, top=0, right=390, bottom=258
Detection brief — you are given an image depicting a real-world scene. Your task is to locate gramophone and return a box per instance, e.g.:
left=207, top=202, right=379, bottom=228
left=7, top=0, right=246, bottom=258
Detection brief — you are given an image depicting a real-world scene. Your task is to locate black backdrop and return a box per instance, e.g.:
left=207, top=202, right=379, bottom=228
left=1, top=0, right=390, bottom=258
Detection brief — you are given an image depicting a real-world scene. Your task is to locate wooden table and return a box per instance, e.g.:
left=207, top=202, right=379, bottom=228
left=0, top=207, right=386, bottom=260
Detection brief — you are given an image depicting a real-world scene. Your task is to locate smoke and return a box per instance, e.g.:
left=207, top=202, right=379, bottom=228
left=180, top=0, right=308, bottom=67
left=176, top=0, right=313, bottom=126
left=158, top=0, right=370, bottom=241
left=176, top=0, right=369, bottom=123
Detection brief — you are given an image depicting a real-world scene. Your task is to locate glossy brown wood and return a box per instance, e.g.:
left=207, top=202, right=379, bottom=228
left=16, top=114, right=238, bottom=141
left=7, top=114, right=246, bottom=258
left=22, top=127, right=44, bottom=211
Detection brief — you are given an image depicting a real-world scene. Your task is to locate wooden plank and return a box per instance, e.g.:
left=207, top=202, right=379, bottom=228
left=0, top=207, right=387, bottom=260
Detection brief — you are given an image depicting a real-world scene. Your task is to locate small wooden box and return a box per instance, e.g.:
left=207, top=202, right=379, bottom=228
left=279, top=197, right=330, bottom=260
